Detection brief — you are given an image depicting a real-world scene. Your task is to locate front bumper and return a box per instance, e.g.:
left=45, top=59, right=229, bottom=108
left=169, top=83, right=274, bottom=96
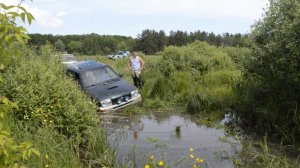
left=99, top=94, right=142, bottom=113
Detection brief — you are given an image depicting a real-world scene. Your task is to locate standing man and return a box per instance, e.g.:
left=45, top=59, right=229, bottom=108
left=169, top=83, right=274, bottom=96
left=128, top=52, right=144, bottom=88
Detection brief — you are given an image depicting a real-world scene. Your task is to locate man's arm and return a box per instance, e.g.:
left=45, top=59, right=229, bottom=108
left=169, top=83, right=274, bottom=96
left=139, top=56, right=145, bottom=69
left=128, top=57, right=132, bottom=70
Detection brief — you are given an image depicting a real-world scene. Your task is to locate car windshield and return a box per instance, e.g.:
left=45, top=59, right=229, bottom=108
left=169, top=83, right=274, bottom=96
left=81, top=66, right=119, bottom=87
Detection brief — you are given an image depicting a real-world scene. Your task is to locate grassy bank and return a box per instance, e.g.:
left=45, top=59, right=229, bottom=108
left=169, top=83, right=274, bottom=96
left=0, top=45, right=115, bottom=167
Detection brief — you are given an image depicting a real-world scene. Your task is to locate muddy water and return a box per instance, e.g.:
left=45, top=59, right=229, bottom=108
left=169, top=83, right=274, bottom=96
left=101, top=112, right=240, bottom=168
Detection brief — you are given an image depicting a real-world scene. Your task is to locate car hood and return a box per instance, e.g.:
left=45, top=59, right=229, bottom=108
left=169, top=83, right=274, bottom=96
left=85, top=79, right=137, bottom=101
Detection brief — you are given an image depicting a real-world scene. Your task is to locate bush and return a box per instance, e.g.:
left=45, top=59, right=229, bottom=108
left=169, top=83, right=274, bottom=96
left=0, top=48, right=115, bottom=167
left=2, top=56, right=98, bottom=137
left=234, top=0, right=300, bottom=143
left=141, top=41, right=243, bottom=113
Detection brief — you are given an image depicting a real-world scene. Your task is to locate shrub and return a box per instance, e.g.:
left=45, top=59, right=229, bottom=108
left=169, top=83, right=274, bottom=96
left=234, top=0, right=300, bottom=143
left=2, top=56, right=98, bottom=137
left=141, top=41, right=243, bottom=113
left=0, top=48, right=115, bottom=167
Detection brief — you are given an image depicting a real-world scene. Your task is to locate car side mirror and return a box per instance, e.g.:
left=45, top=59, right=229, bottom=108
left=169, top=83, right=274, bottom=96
left=119, top=74, right=124, bottom=78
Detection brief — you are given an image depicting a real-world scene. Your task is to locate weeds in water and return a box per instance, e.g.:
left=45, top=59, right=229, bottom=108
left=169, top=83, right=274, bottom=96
left=175, top=125, right=181, bottom=139
left=175, top=125, right=181, bottom=134
left=233, top=137, right=300, bottom=168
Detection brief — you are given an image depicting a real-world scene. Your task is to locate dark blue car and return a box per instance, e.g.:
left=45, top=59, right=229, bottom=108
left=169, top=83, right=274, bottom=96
left=66, top=61, right=142, bottom=112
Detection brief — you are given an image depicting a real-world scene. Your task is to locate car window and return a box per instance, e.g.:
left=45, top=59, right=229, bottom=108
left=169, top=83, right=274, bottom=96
left=81, top=66, right=119, bottom=87
left=67, top=70, right=78, bottom=79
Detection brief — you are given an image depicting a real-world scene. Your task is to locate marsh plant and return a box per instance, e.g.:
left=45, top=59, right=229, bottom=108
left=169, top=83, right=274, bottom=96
left=175, top=125, right=181, bottom=134
left=175, top=125, right=182, bottom=139
left=140, top=41, right=244, bottom=115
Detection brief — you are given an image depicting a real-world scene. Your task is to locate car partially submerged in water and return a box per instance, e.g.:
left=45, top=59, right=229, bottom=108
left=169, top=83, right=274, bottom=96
left=66, top=61, right=142, bottom=112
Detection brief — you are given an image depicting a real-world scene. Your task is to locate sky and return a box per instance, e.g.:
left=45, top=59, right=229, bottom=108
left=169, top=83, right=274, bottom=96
left=1, top=0, right=269, bottom=37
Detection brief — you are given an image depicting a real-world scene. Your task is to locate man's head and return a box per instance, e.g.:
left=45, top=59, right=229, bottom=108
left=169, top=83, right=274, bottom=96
left=132, top=52, right=137, bottom=58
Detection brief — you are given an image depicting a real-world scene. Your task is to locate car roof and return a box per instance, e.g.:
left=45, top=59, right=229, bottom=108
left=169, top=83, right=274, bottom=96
left=66, top=60, right=107, bottom=73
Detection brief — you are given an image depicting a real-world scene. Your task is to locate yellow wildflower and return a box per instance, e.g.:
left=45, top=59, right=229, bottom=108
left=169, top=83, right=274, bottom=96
left=45, top=165, right=49, bottom=168
left=45, top=154, right=49, bottom=159
left=145, top=164, right=150, bottom=168
left=197, top=158, right=204, bottom=163
left=158, top=160, right=164, bottom=166
left=193, top=164, right=197, bottom=168
left=189, top=147, right=194, bottom=152
left=189, top=154, right=194, bottom=159
left=150, top=155, right=154, bottom=160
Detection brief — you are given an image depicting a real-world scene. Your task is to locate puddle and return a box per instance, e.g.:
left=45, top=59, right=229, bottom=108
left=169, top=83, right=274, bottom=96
left=101, top=112, right=240, bottom=168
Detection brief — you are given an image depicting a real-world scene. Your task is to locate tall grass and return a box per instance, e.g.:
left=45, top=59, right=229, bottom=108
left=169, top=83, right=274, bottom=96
left=1, top=46, right=115, bottom=167
left=139, top=41, right=244, bottom=114
left=234, top=137, right=300, bottom=168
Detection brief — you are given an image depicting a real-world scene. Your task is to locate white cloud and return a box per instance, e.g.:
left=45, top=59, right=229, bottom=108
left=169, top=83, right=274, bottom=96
left=91, top=0, right=268, bottom=19
left=29, top=7, right=64, bottom=28
left=56, top=11, right=67, bottom=17
left=0, top=0, right=18, bottom=5
left=0, top=0, right=65, bottom=28
left=0, top=0, right=270, bottom=35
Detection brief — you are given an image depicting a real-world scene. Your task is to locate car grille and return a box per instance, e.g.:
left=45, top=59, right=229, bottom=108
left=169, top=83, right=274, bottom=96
left=111, top=94, right=132, bottom=105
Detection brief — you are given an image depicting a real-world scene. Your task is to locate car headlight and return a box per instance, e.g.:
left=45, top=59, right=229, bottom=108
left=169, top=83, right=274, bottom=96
left=101, top=99, right=112, bottom=108
left=131, top=90, right=139, bottom=97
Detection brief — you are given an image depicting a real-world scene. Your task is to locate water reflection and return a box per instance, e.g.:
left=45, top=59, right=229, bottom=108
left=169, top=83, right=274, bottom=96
left=129, top=120, right=144, bottom=140
left=101, top=112, right=241, bottom=168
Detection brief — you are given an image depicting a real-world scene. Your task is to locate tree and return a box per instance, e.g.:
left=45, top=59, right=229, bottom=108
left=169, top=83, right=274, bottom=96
left=54, top=39, right=65, bottom=52
left=0, top=3, right=34, bottom=66
left=135, top=29, right=159, bottom=54
left=67, top=41, right=82, bottom=53
left=239, top=0, right=300, bottom=142
left=157, top=30, right=167, bottom=51
left=0, top=2, right=40, bottom=167
left=168, top=30, right=189, bottom=46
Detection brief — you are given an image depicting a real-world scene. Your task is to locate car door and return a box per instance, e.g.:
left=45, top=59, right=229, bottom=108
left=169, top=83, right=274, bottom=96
left=66, top=70, right=82, bottom=88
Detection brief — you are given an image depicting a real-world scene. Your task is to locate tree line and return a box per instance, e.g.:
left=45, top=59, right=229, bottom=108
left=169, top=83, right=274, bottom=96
left=135, top=30, right=248, bottom=54
left=28, top=33, right=136, bottom=55
left=28, top=30, right=249, bottom=55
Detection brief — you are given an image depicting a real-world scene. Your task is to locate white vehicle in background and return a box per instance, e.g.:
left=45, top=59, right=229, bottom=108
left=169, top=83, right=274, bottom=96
left=107, top=51, right=130, bottom=60
left=61, top=54, right=77, bottom=64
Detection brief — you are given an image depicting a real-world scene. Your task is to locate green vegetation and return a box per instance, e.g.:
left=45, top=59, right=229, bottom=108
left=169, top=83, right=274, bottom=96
left=0, top=45, right=115, bottom=167
left=28, top=29, right=248, bottom=55
left=0, top=2, right=114, bottom=168
left=28, top=33, right=136, bottom=55
left=0, top=3, right=40, bottom=167
left=233, top=137, right=300, bottom=168
left=1, top=0, right=300, bottom=167
left=141, top=41, right=245, bottom=116
left=1, top=45, right=115, bottom=168
left=233, top=0, right=300, bottom=144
